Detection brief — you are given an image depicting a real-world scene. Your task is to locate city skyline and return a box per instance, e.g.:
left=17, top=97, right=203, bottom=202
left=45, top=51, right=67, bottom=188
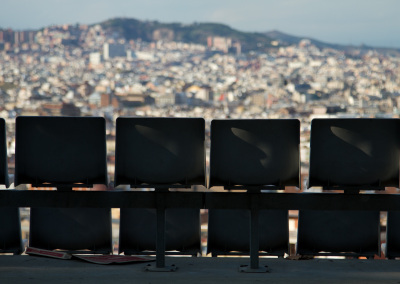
left=0, top=0, right=400, bottom=48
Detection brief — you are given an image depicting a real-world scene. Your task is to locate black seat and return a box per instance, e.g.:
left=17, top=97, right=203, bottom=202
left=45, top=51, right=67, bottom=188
left=114, top=118, right=205, bottom=259
left=207, top=209, right=288, bottom=256
left=386, top=211, right=400, bottom=258
left=208, top=119, right=300, bottom=262
left=0, top=118, right=23, bottom=254
left=297, top=118, right=400, bottom=257
left=14, top=116, right=112, bottom=254
left=0, top=119, right=9, bottom=189
left=119, top=208, right=201, bottom=255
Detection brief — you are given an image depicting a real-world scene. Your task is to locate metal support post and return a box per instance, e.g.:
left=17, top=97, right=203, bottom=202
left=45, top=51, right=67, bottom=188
left=145, top=188, right=177, bottom=272
left=239, top=192, right=269, bottom=273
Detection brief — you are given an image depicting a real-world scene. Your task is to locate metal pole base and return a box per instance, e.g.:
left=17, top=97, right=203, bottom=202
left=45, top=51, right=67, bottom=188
left=144, top=263, right=177, bottom=272
left=239, top=264, right=269, bottom=273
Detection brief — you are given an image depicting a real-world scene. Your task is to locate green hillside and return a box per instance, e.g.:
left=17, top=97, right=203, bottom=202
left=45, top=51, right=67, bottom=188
left=99, top=18, right=273, bottom=51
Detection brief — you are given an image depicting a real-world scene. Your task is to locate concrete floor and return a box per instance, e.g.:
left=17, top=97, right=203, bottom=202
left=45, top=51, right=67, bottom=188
left=1, top=256, right=400, bottom=283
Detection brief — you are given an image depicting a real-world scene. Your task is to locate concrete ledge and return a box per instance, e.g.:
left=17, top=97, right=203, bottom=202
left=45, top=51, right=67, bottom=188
left=0, top=256, right=399, bottom=283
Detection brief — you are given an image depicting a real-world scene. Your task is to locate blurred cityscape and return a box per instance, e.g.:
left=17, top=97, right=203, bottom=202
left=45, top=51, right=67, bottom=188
left=1, top=19, right=400, bottom=254
left=1, top=21, right=400, bottom=175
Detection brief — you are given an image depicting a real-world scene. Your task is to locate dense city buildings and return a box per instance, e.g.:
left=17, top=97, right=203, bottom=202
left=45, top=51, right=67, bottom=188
left=1, top=23, right=400, bottom=180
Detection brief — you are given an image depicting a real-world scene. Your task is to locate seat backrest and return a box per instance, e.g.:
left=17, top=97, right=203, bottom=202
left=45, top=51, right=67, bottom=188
left=14, top=116, right=111, bottom=253
left=0, top=118, right=9, bottom=187
left=209, top=119, right=300, bottom=190
left=115, top=117, right=205, bottom=255
left=15, top=116, right=108, bottom=187
left=298, top=118, right=400, bottom=257
left=208, top=119, right=299, bottom=256
left=115, top=117, right=205, bottom=188
left=0, top=118, right=23, bottom=254
left=308, top=118, right=400, bottom=190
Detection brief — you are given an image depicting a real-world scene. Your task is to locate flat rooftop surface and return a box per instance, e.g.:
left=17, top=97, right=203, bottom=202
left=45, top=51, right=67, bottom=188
left=0, top=256, right=400, bottom=283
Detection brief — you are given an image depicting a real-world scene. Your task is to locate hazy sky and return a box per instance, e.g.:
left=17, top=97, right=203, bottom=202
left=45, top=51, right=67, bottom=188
left=1, top=0, right=399, bottom=48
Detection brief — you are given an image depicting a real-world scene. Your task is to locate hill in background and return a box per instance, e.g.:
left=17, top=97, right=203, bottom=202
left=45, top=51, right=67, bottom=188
left=98, top=18, right=400, bottom=54
left=100, top=18, right=273, bottom=52
left=264, top=30, right=400, bottom=55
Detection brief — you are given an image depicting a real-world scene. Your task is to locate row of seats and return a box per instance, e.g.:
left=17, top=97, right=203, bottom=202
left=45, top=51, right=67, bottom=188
left=1, top=117, right=400, bottom=259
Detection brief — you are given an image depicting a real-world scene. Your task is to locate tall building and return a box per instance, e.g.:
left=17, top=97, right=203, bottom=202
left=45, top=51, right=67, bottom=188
left=207, top=36, right=232, bottom=53
left=103, top=43, right=126, bottom=60
left=0, top=29, right=15, bottom=44
left=152, top=28, right=174, bottom=41
left=0, top=30, right=35, bottom=45
left=89, top=52, right=102, bottom=65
